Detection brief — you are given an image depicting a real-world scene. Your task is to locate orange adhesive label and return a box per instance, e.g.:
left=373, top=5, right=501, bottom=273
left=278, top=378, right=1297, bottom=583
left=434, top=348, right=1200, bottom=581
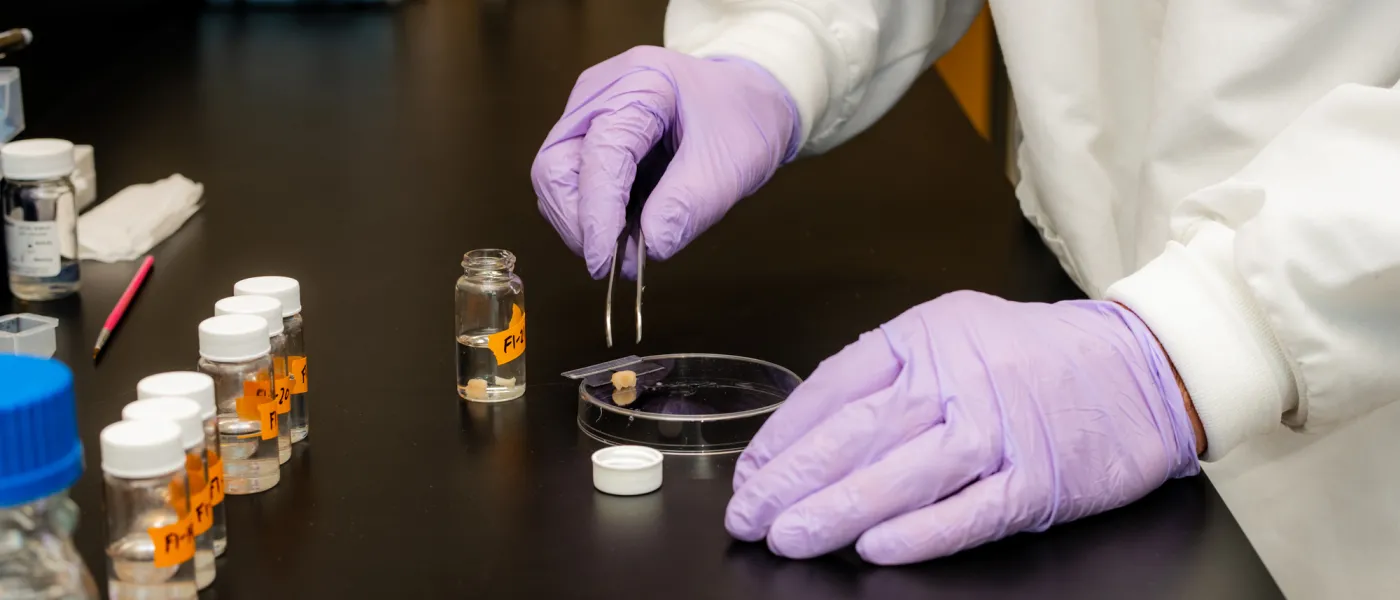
left=274, top=377, right=293, bottom=414
left=487, top=305, right=526, bottom=365
left=236, top=379, right=272, bottom=420
left=189, top=485, right=213, bottom=535
left=257, top=401, right=279, bottom=440
left=289, top=356, right=308, bottom=394
left=184, top=454, right=212, bottom=535
left=206, top=454, right=225, bottom=506
left=148, top=516, right=196, bottom=568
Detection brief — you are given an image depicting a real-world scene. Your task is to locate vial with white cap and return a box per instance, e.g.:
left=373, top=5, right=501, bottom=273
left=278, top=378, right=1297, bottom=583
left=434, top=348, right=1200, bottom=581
left=2, top=138, right=80, bottom=301
left=122, top=397, right=217, bottom=591
left=215, top=295, right=292, bottom=464
left=235, top=276, right=310, bottom=442
left=0, top=355, right=99, bottom=599
left=196, top=314, right=280, bottom=494
left=100, top=419, right=199, bottom=599
left=137, top=372, right=228, bottom=556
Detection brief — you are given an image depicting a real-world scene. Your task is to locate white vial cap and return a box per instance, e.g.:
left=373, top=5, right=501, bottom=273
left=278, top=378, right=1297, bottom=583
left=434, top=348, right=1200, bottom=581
left=122, top=397, right=204, bottom=451
left=215, top=295, right=284, bottom=337
left=234, top=276, right=301, bottom=317
left=100, top=420, right=185, bottom=479
left=198, top=314, right=270, bottom=363
left=137, top=372, right=216, bottom=421
left=591, top=446, right=663, bottom=496
left=1, top=139, right=76, bottom=181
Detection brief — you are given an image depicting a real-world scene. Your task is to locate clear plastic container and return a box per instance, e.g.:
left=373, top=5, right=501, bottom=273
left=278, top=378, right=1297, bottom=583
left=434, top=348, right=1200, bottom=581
left=136, top=372, right=228, bottom=557
left=0, top=313, right=58, bottom=357
left=2, top=139, right=80, bottom=301
left=216, top=295, right=293, bottom=463
left=0, top=355, right=98, bottom=599
left=234, top=276, right=310, bottom=443
left=196, top=315, right=280, bottom=495
left=565, top=354, right=802, bottom=454
left=455, top=249, right=526, bottom=402
left=121, top=398, right=216, bottom=590
left=100, top=420, right=198, bottom=600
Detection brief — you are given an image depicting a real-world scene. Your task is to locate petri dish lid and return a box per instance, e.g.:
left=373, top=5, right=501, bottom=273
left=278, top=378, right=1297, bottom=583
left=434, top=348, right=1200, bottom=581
left=564, top=354, right=802, bottom=455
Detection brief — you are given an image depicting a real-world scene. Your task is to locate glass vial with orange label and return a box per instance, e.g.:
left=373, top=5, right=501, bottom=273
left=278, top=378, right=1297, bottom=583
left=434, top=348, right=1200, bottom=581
left=196, top=314, right=280, bottom=495
left=137, top=372, right=229, bottom=557
left=100, top=420, right=199, bottom=599
left=455, top=249, right=526, bottom=402
left=121, top=397, right=216, bottom=591
left=234, top=276, right=310, bottom=443
left=215, top=295, right=293, bottom=464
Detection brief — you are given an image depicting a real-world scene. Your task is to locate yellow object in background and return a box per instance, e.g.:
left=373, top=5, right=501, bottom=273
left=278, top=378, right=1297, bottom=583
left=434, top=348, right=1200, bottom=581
left=935, top=5, right=994, bottom=140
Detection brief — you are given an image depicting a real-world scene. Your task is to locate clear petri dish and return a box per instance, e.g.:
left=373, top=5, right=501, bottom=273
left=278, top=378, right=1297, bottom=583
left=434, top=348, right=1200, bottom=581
left=566, top=354, right=802, bottom=455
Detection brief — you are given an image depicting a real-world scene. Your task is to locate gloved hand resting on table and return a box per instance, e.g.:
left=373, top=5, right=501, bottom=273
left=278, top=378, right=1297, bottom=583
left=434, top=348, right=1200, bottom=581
left=726, top=291, right=1203, bottom=564
left=532, top=46, right=799, bottom=279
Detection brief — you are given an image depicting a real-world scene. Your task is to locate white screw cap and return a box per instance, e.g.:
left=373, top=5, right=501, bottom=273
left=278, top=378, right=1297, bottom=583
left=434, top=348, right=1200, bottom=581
left=198, top=315, right=270, bottom=363
left=100, top=420, right=185, bottom=479
left=234, top=276, right=301, bottom=317
left=591, top=446, right=663, bottom=496
left=137, top=372, right=216, bottom=421
left=1, top=139, right=75, bottom=181
left=122, top=397, right=204, bottom=451
left=215, top=295, right=284, bottom=336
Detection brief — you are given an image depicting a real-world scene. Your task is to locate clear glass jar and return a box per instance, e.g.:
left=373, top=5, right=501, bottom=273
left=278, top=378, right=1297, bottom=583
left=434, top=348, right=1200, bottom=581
left=455, top=249, right=526, bottom=402
left=103, top=470, right=198, bottom=599
left=197, top=354, right=280, bottom=495
left=2, top=140, right=81, bottom=301
left=0, top=492, right=99, bottom=599
left=283, top=312, right=309, bottom=442
left=135, top=372, right=228, bottom=557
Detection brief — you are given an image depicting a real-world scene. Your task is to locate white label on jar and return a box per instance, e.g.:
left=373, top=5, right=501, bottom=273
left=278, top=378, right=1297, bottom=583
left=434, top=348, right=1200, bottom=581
left=4, top=217, right=62, bottom=277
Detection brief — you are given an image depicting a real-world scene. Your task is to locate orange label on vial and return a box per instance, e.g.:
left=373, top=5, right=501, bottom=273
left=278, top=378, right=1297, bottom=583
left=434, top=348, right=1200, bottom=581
left=289, top=356, right=308, bottom=393
left=148, top=517, right=197, bottom=568
left=237, top=379, right=272, bottom=419
left=274, top=377, right=293, bottom=414
left=184, top=455, right=212, bottom=535
left=189, top=485, right=213, bottom=535
left=206, top=454, right=225, bottom=506
left=257, top=401, right=279, bottom=440
left=487, top=305, right=526, bottom=365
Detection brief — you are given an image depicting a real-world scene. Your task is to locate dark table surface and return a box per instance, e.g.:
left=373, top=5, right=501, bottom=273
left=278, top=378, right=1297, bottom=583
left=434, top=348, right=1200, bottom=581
left=5, top=2, right=1282, bottom=598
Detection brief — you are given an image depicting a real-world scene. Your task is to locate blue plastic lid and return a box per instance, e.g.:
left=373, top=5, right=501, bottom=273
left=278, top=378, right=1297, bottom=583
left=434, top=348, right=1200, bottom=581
left=0, top=355, right=84, bottom=507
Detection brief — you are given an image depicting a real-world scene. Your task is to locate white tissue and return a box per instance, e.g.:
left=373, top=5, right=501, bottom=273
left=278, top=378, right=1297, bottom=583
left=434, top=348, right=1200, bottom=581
left=78, top=174, right=203, bottom=262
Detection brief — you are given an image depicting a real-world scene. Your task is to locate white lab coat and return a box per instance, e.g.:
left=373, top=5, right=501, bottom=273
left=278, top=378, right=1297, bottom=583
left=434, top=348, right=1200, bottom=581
left=664, top=1, right=1400, bottom=597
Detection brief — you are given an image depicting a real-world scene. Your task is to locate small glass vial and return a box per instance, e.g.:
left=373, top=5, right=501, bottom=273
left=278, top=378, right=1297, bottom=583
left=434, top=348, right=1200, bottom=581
left=235, top=276, right=310, bottom=442
left=1, top=139, right=81, bottom=301
left=455, top=249, right=527, bottom=402
left=0, top=355, right=98, bottom=600
left=196, top=314, right=280, bottom=494
left=215, top=295, right=292, bottom=464
left=121, top=397, right=216, bottom=591
left=99, top=420, right=199, bottom=600
left=137, top=372, right=228, bottom=557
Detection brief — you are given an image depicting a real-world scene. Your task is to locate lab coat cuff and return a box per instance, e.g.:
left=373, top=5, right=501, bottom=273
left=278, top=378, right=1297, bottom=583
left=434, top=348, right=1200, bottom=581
left=669, top=12, right=830, bottom=148
left=1107, top=238, right=1294, bottom=461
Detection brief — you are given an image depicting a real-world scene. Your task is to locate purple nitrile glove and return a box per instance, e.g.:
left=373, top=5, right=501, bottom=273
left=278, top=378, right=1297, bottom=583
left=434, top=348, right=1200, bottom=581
left=532, top=46, right=800, bottom=279
left=725, top=291, right=1201, bottom=564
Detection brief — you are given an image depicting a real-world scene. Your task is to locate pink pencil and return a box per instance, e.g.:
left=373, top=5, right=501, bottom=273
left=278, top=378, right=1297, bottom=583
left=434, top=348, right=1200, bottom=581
left=93, top=255, right=155, bottom=359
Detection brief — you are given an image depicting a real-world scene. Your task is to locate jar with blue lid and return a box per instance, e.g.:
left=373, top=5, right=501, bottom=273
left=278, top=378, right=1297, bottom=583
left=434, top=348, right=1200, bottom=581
left=0, top=354, right=98, bottom=599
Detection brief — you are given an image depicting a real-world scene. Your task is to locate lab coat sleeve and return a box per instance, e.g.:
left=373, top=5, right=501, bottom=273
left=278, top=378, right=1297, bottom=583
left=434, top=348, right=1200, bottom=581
left=1106, top=82, right=1400, bottom=460
left=664, top=0, right=985, bottom=154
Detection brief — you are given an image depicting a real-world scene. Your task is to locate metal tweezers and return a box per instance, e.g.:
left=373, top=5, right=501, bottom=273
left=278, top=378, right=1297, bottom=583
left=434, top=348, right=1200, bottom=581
left=605, top=229, right=644, bottom=347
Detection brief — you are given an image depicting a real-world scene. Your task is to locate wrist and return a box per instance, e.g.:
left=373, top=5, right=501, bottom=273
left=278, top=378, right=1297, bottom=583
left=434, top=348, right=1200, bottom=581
left=1105, top=233, right=1295, bottom=461
left=1113, top=302, right=1207, bottom=457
